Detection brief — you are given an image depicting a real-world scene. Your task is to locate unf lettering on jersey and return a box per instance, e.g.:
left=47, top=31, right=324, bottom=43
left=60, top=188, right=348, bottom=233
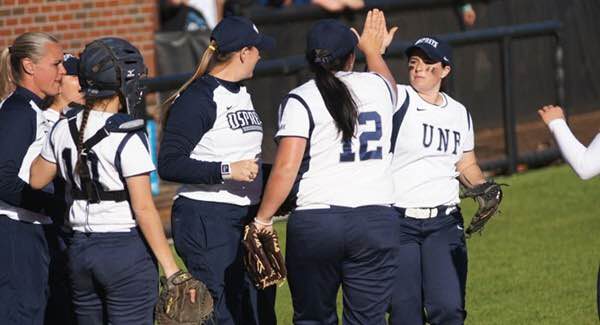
left=422, top=123, right=462, bottom=155
left=227, top=110, right=262, bottom=132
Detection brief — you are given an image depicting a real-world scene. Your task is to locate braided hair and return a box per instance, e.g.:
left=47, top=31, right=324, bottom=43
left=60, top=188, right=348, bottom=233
left=74, top=106, right=92, bottom=176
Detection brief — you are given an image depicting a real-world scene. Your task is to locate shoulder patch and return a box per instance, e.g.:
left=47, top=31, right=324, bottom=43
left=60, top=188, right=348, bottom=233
left=63, top=105, right=83, bottom=118
left=105, top=113, right=145, bottom=133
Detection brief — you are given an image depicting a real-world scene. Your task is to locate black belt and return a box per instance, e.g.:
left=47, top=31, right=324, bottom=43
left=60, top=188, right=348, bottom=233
left=71, top=188, right=129, bottom=202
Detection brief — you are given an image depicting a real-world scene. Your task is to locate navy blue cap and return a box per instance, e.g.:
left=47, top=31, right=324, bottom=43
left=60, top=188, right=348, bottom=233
left=405, top=36, right=452, bottom=67
left=211, top=16, right=275, bottom=53
left=306, top=19, right=358, bottom=62
left=63, top=53, right=79, bottom=76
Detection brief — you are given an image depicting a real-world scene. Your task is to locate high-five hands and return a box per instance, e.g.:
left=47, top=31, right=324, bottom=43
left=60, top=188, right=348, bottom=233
left=351, top=9, right=398, bottom=56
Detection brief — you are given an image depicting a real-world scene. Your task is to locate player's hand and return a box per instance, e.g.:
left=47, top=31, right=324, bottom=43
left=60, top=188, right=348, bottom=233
left=253, top=216, right=274, bottom=233
left=162, top=267, right=197, bottom=302
left=352, top=9, right=387, bottom=57
left=230, top=159, right=259, bottom=182
left=538, top=105, right=565, bottom=125
left=380, top=23, right=398, bottom=55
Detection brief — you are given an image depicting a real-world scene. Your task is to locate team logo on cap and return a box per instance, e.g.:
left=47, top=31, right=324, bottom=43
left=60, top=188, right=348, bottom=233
left=415, top=37, right=439, bottom=48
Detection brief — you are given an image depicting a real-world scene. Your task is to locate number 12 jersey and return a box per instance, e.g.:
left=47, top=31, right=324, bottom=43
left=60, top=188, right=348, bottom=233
left=276, top=71, right=396, bottom=209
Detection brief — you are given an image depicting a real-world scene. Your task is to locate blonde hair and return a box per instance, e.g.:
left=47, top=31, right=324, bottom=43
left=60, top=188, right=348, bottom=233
left=161, top=41, right=235, bottom=127
left=0, top=32, right=59, bottom=100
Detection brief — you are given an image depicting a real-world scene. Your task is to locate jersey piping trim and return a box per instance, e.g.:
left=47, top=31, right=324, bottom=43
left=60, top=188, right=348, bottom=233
left=390, top=90, right=410, bottom=153
left=371, top=73, right=395, bottom=106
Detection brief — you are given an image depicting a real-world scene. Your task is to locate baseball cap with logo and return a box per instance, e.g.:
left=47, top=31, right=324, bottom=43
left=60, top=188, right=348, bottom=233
left=306, top=19, right=358, bottom=63
left=63, top=53, right=79, bottom=76
left=405, top=36, right=452, bottom=67
left=211, top=16, right=275, bottom=53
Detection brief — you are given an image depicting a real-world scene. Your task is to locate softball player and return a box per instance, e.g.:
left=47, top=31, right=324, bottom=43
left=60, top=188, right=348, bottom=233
left=387, top=36, right=486, bottom=325
left=158, top=16, right=277, bottom=324
left=538, top=104, right=600, bottom=319
left=29, top=37, right=189, bottom=325
left=253, top=11, right=401, bottom=324
left=0, top=32, right=65, bottom=325
left=42, top=53, right=82, bottom=325
left=45, top=54, right=84, bottom=119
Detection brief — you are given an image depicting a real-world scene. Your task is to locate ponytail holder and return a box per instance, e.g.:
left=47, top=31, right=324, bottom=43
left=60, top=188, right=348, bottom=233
left=313, top=49, right=333, bottom=65
left=7, top=46, right=14, bottom=54
left=314, top=55, right=332, bottom=64
left=208, top=45, right=217, bottom=52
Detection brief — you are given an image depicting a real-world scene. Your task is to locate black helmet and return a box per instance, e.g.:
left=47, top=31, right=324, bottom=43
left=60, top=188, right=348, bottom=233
left=79, top=37, right=147, bottom=117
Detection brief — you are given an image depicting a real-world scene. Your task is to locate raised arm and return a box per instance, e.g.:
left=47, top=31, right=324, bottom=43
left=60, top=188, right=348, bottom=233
left=539, top=105, right=600, bottom=180
left=354, top=9, right=398, bottom=102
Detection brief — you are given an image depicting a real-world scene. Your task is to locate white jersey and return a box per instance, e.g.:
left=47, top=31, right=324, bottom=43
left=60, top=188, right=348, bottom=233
left=18, top=108, right=60, bottom=189
left=162, top=75, right=263, bottom=206
left=276, top=71, right=396, bottom=209
left=391, top=84, right=474, bottom=208
left=188, top=0, right=218, bottom=29
left=42, top=110, right=155, bottom=232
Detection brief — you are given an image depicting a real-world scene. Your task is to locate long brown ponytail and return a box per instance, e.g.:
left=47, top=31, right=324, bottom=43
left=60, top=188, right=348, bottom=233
left=0, top=48, right=14, bottom=100
left=161, top=40, right=218, bottom=127
left=161, top=41, right=236, bottom=128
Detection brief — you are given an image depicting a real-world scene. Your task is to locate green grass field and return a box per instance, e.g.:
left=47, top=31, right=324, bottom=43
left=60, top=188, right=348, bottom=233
left=172, top=165, right=600, bottom=324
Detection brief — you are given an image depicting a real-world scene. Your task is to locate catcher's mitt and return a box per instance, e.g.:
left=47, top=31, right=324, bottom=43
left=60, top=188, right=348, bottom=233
left=462, top=180, right=505, bottom=238
left=242, top=223, right=287, bottom=289
left=155, top=270, right=214, bottom=325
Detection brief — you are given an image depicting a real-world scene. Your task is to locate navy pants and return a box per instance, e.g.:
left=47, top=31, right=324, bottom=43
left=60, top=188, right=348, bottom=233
left=388, top=208, right=468, bottom=325
left=45, top=225, right=75, bottom=325
left=65, top=228, right=158, bottom=325
left=0, top=215, right=50, bottom=325
left=171, top=197, right=276, bottom=325
left=286, top=206, right=401, bottom=325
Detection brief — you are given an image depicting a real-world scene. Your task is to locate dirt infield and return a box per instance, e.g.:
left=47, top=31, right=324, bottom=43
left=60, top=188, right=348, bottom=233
left=154, top=110, right=600, bottom=226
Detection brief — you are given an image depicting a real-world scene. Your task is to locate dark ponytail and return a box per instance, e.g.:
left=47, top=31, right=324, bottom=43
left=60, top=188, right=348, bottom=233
left=74, top=106, right=92, bottom=175
left=307, top=50, right=357, bottom=142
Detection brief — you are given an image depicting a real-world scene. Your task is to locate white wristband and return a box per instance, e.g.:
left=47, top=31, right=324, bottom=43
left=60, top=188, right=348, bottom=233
left=254, top=217, right=273, bottom=226
left=221, top=162, right=232, bottom=180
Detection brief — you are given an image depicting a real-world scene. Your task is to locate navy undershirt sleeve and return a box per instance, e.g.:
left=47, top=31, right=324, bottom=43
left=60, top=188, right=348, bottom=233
left=0, top=103, right=48, bottom=208
left=158, top=84, right=223, bottom=184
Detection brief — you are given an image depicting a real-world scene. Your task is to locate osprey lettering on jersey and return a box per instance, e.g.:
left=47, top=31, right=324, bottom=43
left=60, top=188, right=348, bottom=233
left=174, top=75, right=263, bottom=206
left=391, top=84, right=474, bottom=208
left=226, top=109, right=262, bottom=133
left=276, top=71, right=396, bottom=209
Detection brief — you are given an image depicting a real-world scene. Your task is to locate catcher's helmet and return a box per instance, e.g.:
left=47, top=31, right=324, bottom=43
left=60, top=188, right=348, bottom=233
left=79, top=37, right=147, bottom=117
